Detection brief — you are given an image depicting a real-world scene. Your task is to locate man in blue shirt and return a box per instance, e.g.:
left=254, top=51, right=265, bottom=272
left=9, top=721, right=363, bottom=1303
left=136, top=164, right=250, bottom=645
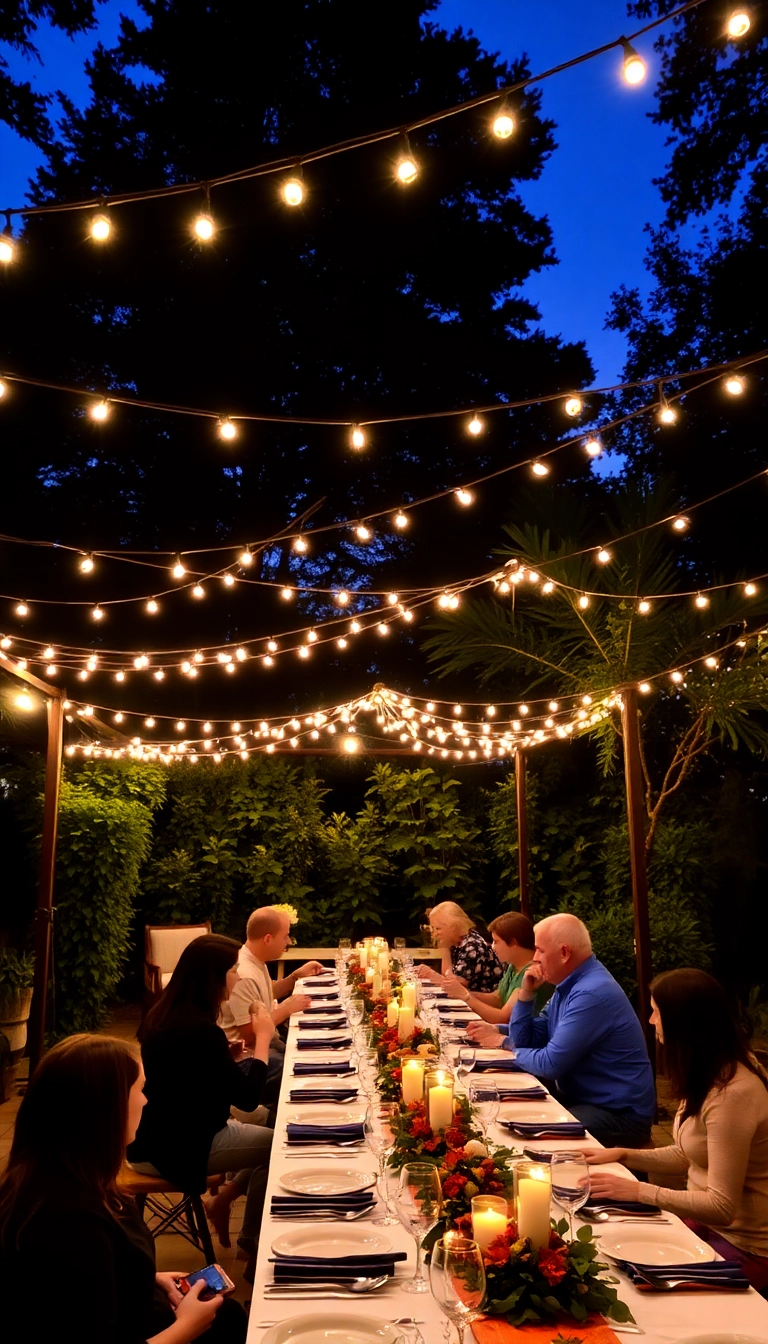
left=467, top=913, right=655, bottom=1147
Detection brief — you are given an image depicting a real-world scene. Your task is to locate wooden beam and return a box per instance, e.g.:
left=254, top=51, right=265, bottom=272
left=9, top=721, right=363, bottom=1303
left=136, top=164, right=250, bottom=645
left=515, top=748, right=531, bottom=918
left=620, top=686, right=654, bottom=1052
left=28, top=695, right=65, bottom=1075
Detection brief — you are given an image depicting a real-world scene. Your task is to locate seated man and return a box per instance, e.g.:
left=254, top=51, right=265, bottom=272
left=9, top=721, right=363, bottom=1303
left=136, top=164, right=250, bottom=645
left=444, top=911, right=550, bottom=1024
left=467, top=912, right=655, bottom=1148
left=220, top=905, right=324, bottom=1117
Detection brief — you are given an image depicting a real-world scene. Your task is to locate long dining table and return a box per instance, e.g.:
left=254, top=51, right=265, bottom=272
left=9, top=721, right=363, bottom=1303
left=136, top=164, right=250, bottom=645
left=246, top=972, right=768, bottom=1343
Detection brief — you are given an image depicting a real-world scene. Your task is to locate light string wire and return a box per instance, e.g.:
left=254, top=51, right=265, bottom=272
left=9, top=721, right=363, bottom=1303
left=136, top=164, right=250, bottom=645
left=0, top=0, right=709, bottom=224
left=0, top=347, right=765, bottom=618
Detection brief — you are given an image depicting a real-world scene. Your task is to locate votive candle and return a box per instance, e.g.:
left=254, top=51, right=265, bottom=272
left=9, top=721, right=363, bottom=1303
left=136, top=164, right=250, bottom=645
left=386, top=998, right=399, bottom=1028
left=471, top=1195, right=508, bottom=1250
left=514, top=1160, right=552, bottom=1252
left=398, top=1005, right=415, bottom=1043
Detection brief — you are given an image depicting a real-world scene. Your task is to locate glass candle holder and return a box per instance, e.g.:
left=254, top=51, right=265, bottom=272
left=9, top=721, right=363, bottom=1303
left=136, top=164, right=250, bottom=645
left=471, top=1194, right=509, bottom=1251
left=401, top=1056, right=425, bottom=1105
left=425, top=1067, right=454, bottom=1131
left=513, top=1159, right=552, bottom=1251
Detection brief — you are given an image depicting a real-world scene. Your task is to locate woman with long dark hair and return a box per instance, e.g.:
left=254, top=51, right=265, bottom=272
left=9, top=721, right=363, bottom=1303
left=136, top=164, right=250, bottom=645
left=0, top=1034, right=245, bottom=1342
left=128, top=933, right=275, bottom=1269
left=585, top=968, right=768, bottom=1290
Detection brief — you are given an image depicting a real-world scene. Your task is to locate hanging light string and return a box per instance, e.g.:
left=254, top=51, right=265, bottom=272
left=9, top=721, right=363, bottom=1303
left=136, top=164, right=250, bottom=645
left=0, top=0, right=724, bottom=234
left=58, top=623, right=766, bottom=763
left=0, top=347, right=763, bottom=457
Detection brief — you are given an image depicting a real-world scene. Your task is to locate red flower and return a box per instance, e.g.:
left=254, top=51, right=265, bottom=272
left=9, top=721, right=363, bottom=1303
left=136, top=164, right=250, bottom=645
left=391, top=1068, right=402, bottom=1082
left=484, top=1231, right=513, bottom=1267
left=538, top=1248, right=568, bottom=1286
left=444, top=1127, right=466, bottom=1149
left=442, top=1173, right=468, bottom=1198
left=423, top=1136, right=442, bottom=1152
left=444, top=1148, right=464, bottom=1169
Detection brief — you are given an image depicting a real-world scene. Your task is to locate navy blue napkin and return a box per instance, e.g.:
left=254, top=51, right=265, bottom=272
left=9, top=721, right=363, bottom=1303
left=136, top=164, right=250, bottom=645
left=296, top=1036, right=353, bottom=1051
left=303, top=977, right=339, bottom=985
left=286, top=1122, right=365, bottom=1145
left=582, top=1197, right=661, bottom=1215
left=288, top=1088, right=359, bottom=1103
left=473, top=1057, right=521, bottom=1072
left=293, top=1061, right=356, bottom=1076
left=270, top=1251, right=406, bottom=1283
left=298, top=1018, right=347, bottom=1030
left=303, top=992, right=340, bottom=1001
left=271, top=1193, right=375, bottom=1211
left=303, top=1005, right=346, bottom=1014
left=502, top=1119, right=586, bottom=1137
left=621, top=1259, right=749, bottom=1291
left=497, top=1087, right=548, bottom=1101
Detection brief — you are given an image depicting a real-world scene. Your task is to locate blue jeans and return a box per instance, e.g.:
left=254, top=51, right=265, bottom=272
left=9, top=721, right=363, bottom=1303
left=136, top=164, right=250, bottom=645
left=563, top=1100, right=652, bottom=1149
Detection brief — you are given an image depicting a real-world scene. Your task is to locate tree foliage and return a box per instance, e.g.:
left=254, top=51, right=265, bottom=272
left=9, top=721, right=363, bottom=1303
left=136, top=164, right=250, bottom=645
left=0, top=2, right=104, bottom=143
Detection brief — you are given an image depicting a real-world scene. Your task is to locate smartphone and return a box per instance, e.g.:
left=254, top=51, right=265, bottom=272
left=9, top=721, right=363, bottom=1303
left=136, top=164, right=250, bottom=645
left=176, top=1263, right=236, bottom=1300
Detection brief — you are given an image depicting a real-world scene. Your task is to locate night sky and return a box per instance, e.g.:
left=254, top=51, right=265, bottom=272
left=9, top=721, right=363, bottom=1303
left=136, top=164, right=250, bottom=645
left=0, top=0, right=675, bottom=385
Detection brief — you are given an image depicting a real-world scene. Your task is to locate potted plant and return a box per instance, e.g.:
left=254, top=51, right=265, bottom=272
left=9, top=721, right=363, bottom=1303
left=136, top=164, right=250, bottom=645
left=0, top=948, right=34, bottom=1101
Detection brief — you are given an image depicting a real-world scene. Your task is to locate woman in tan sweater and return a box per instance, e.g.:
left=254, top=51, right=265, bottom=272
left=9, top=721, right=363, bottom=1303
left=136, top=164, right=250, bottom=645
left=585, top=967, right=768, bottom=1293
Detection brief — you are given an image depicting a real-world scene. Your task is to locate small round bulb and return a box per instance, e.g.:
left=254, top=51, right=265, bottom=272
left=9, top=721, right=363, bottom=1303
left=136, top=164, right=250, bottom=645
left=596, top=548, right=612, bottom=564
left=293, top=536, right=308, bottom=553
left=455, top=488, right=474, bottom=506
left=239, top=548, right=253, bottom=566
left=564, top=396, right=582, bottom=417
left=467, top=415, right=484, bottom=436
left=659, top=404, right=677, bottom=425
left=350, top=425, right=366, bottom=450
left=492, top=111, right=515, bottom=139
left=622, top=42, right=647, bottom=84
left=584, top=437, right=602, bottom=457
left=725, top=374, right=745, bottom=395
left=90, top=399, right=110, bottom=422
left=396, top=154, right=418, bottom=185
left=79, top=554, right=95, bottom=573
left=355, top=524, right=372, bottom=541
left=672, top=515, right=690, bottom=532
left=0, top=234, right=15, bottom=264
left=727, top=10, right=750, bottom=38
left=92, top=605, right=104, bottom=620
left=15, top=691, right=34, bottom=711
left=282, top=177, right=304, bottom=207
left=146, top=598, right=159, bottom=614
left=531, top=461, right=549, bottom=476
left=394, top=511, right=409, bottom=529
left=194, top=212, right=215, bottom=241
left=0, top=380, right=6, bottom=397
left=90, top=212, right=111, bottom=242
left=192, top=583, right=205, bottom=598
left=172, top=558, right=186, bottom=579
left=218, top=418, right=237, bottom=441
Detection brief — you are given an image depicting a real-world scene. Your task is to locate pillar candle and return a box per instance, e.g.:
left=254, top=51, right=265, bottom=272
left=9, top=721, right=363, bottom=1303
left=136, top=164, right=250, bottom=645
left=371, top=970, right=382, bottom=998
left=386, top=999, right=399, bottom=1028
left=359, top=944, right=368, bottom=970
left=471, top=1196, right=508, bottom=1250
left=428, top=1082, right=454, bottom=1131
left=398, top=1005, right=415, bottom=1042
left=365, top=966, right=374, bottom=983
left=401, top=981, right=416, bottom=1011
left=516, top=1165, right=551, bottom=1251
left=378, top=950, right=389, bottom=976
left=401, top=1058, right=424, bottom=1104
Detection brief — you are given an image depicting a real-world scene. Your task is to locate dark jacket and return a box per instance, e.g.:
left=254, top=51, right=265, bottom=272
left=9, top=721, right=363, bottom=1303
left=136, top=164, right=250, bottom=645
left=127, top=1012, right=267, bottom=1191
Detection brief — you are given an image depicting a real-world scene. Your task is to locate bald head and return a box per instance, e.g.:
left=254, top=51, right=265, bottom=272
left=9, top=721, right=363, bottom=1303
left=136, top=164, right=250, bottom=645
left=533, top=913, right=592, bottom=985
left=246, top=906, right=291, bottom=960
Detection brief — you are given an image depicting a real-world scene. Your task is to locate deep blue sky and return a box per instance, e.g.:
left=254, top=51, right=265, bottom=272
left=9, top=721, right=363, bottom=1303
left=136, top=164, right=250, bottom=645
left=0, top=0, right=671, bottom=384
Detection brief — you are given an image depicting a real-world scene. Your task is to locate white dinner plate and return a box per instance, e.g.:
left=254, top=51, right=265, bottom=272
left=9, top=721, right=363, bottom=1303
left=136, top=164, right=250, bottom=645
left=271, top=1227, right=391, bottom=1257
left=286, top=1106, right=366, bottom=1125
left=679, top=1336, right=768, bottom=1344
left=301, top=1034, right=350, bottom=1043
left=260, top=1314, right=401, bottom=1344
left=290, top=1079, right=359, bottom=1092
left=598, top=1223, right=716, bottom=1265
left=279, top=1165, right=378, bottom=1196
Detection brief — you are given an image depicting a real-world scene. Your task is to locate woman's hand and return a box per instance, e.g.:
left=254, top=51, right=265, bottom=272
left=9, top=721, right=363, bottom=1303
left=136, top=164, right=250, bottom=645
left=155, top=1272, right=184, bottom=1308
left=173, top=1279, right=223, bottom=1339
left=443, top=976, right=470, bottom=1003
left=585, top=1170, right=642, bottom=1202
left=415, top=964, right=440, bottom=984
left=581, top=1147, right=628, bottom=1165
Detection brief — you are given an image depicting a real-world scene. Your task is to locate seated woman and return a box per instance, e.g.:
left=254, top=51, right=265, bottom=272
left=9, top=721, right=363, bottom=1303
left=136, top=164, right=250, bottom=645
left=0, top=1033, right=246, bottom=1343
left=416, top=901, right=502, bottom=994
left=443, top=911, right=548, bottom=1023
left=128, top=933, right=275, bottom=1273
left=585, top=967, right=768, bottom=1293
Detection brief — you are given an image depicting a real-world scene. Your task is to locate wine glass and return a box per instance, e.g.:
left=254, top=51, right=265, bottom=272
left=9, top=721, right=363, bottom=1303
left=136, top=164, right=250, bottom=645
left=430, top=1234, right=486, bottom=1344
left=551, top=1151, right=590, bottom=1239
left=468, top=1081, right=499, bottom=1139
left=395, top=1162, right=443, bottom=1293
left=348, top=995, right=365, bottom=1029
left=455, top=1046, right=476, bottom=1093
left=367, top=1102, right=400, bottom=1226
left=393, top=936, right=406, bottom=952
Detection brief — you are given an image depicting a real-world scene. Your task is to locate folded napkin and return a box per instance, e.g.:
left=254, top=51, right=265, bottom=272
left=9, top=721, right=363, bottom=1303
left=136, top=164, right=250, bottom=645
left=271, top=1192, right=375, bottom=1211
left=285, top=1121, right=365, bottom=1145
left=472, top=1316, right=623, bottom=1343
left=502, top=1119, right=587, bottom=1137
left=473, top=1057, right=521, bottom=1072
left=437, top=1003, right=471, bottom=1014
left=620, top=1259, right=749, bottom=1291
left=303, top=976, right=338, bottom=985
left=582, top=1197, right=661, bottom=1215
left=293, top=1061, right=356, bottom=1076
left=303, top=992, right=340, bottom=1001
left=440, top=1016, right=475, bottom=1026
left=497, top=1087, right=548, bottom=1101
left=288, top=1088, right=359, bottom=1103
left=298, top=1018, right=347, bottom=1030
left=270, top=1250, right=407, bottom=1283
left=303, top=1005, right=347, bottom=1014
left=296, top=1036, right=353, bottom=1051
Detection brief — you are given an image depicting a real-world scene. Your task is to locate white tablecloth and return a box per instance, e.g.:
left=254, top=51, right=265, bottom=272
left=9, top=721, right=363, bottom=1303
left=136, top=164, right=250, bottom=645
left=247, top=981, right=768, bottom=1342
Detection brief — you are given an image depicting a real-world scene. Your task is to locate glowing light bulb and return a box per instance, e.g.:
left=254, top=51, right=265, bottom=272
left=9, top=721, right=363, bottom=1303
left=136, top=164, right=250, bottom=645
left=396, top=151, right=419, bottom=185
left=705, top=656, right=718, bottom=669
left=218, top=418, right=237, bottom=442
left=596, top=548, right=612, bottom=564
left=14, top=691, right=35, bottom=712
left=307, top=630, right=318, bottom=643
left=659, top=402, right=677, bottom=425
left=402, top=608, right=414, bottom=623
left=115, top=670, right=125, bottom=682
left=194, top=212, right=215, bottom=240
left=0, top=233, right=15, bottom=263
left=349, top=619, right=361, bottom=633
left=223, top=573, right=235, bottom=587
left=235, top=646, right=247, bottom=660
left=146, top=598, right=159, bottom=614
left=671, top=670, right=683, bottom=684
left=114, top=712, right=124, bottom=724
left=578, top=594, right=590, bottom=610
left=337, top=637, right=348, bottom=649
left=90, top=212, right=111, bottom=241
left=394, top=511, right=409, bottom=529
left=672, top=515, right=690, bottom=532
left=622, top=41, right=646, bottom=84
left=638, top=681, right=651, bottom=695
left=336, top=590, right=350, bottom=606
left=90, top=399, right=110, bottom=422
left=564, top=396, right=582, bottom=417
left=280, top=586, right=293, bottom=601
left=192, top=583, right=205, bottom=598
left=695, top=593, right=709, bottom=609
left=467, top=415, right=484, bottom=436
left=377, top=622, right=389, bottom=636
left=744, top=582, right=757, bottom=596
left=202, top=721, right=212, bottom=733
left=638, top=600, right=651, bottom=614
left=531, top=461, right=549, bottom=476
left=172, top=557, right=186, bottom=579
left=282, top=176, right=304, bottom=206
left=153, top=669, right=165, bottom=681
left=79, top=553, right=95, bottom=573
left=727, top=10, right=751, bottom=37
left=144, top=717, right=155, bottom=728
left=725, top=374, right=745, bottom=395
left=343, top=735, right=359, bottom=753
left=263, top=654, right=274, bottom=667
left=455, top=488, right=474, bottom=506
left=45, top=664, right=57, bottom=676
left=92, top=605, right=104, bottom=620
left=492, top=109, right=515, bottom=139
left=548, top=700, right=559, bottom=712
left=0, top=380, right=6, bottom=397
left=267, top=639, right=278, bottom=653
left=355, top=524, right=372, bottom=541
left=542, top=580, right=554, bottom=594
left=584, top=437, right=602, bottom=457
left=350, top=425, right=366, bottom=449
left=293, top=535, right=308, bottom=553
left=238, top=548, right=253, bottom=567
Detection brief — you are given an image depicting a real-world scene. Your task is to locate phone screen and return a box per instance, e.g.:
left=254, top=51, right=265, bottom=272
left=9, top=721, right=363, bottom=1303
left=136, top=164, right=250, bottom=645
left=185, top=1265, right=227, bottom=1295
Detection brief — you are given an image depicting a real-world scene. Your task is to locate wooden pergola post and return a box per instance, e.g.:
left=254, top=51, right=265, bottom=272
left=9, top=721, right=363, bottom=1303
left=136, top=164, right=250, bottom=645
left=620, top=686, right=654, bottom=1052
left=514, top=748, right=531, bottom=918
left=0, top=654, right=65, bottom=1076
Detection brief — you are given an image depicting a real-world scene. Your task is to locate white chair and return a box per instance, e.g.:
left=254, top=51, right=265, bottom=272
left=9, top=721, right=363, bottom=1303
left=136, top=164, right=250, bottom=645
left=144, top=922, right=211, bottom=1002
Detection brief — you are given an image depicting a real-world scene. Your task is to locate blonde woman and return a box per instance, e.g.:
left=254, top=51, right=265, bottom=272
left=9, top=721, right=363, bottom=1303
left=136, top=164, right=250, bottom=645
left=416, top=901, right=502, bottom=993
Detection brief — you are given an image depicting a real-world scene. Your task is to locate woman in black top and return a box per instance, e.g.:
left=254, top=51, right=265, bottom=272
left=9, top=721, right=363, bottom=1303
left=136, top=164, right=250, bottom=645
left=416, top=901, right=503, bottom=993
left=128, top=934, right=274, bottom=1267
left=0, top=1033, right=245, bottom=1344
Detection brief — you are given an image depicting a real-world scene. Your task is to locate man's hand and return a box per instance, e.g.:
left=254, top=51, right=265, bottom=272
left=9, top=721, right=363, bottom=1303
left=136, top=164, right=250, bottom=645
left=467, top=1021, right=504, bottom=1049
left=250, top=1001, right=275, bottom=1039
left=280, top=993, right=312, bottom=1017
left=519, top=962, right=545, bottom=1001
left=443, top=975, right=470, bottom=1003
left=294, top=960, right=324, bottom=979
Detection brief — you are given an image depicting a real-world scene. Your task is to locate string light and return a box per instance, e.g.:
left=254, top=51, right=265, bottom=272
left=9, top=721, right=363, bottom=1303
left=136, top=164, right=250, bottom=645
left=672, top=515, right=690, bottom=532
left=621, top=39, right=647, bottom=83
left=467, top=415, right=484, bottom=436
left=281, top=173, right=305, bottom=207
left=724, top=374, right=745, bottom=395
left=395, top=133, right=419, bottom=185
left=638, top=600, right=652, bottom=614
left=218, top=418, right=238, bottom=441
left=350, top=425, right=366, bottom=450
left=455, top=489, right=474, bottom=506
left=91, top=605, right=104, bottom=621
left=0, top=380, right=6, bottom=397
left=578, top=594, right=590, bottom=609
left=355, top=524, right=372, bottom=542
left=193, top=211, right=215, bottom=241
left=492, top=104, right=515, bottom=139
left=238, top=549, right=253, bottom=567
left=172, top=557, right=186, bottom=579
left=394, top=512, right=409, bottom=529
left=596, top=548, right=612, bottom=564
left=281, top=587, right=293, bottom=601
left=222, top=573, right=235, bottom=587
left=744, top=582, right=757, bottom=597
left=0, top=231, right=15, bottom=264
left=695, top=593, right=709, bottom=609
left=15, top=691, right=34, bottom=711
left=89, top=399, right=110, bottom=422
left=638, top=681, right=652, bottom=694
left=146, top=599, right=159, bottom=614
left=79, top=554, right=95, bottom=574
left=726, top=10, right=751, bottom=37
left=531, top=461, right=549, bottom=476
left=293, top=536, right=308, bottom=554
left=90, top=212, right=111, bottom=242
left=584, top=437, right=602, bottom=457
left=658, top=387, right=677, bottom=424
left=192, top=583, right=205, bottom=598
left=564, top=396, right=582, bottom=418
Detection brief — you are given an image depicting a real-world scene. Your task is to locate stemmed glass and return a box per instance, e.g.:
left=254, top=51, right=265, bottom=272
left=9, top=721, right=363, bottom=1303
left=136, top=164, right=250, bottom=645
left=395, top=1162, right=443, bottom=1294
left=551, top=1151, right=590, bottom=1239
left=468, top=1081, right=499, bottom=1140
left=430, top=1234, right=486, bottom=1344
left=393, top=936, right=407, bottom=953
left=455, top=1047, right=476, bottom=1093
left=348, top=995, right=365, bottom=1029
left=367, top=1101, right=400, bottom=1227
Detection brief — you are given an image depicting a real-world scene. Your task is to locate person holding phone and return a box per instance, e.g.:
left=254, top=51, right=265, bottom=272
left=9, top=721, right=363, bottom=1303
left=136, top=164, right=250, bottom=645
left=0, top=1033, right=246, bottom=1342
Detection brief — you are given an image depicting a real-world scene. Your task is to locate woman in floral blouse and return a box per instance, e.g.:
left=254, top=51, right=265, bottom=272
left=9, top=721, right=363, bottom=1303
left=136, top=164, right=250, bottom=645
left=416, top=901, right=502, bottom=993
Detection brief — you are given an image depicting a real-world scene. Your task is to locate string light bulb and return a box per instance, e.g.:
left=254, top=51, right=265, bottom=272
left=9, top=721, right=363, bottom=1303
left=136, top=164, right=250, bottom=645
left=394, top=511, right=409, bottom=529
left=293, top=535, right=308, bottom=553
left=658, top=386, right=677, bottom=424
left=89, top=399, right=110, bottom=422
left=146, top=598, right=159, bottom=614
left=744, top=582, right=757, bottom=596
left=584, top=437, right=602, bottom=457
left=222, top=572, right=235, bottom=587
left=638, top=599, right=652, bottom=614
left=467, top=415, right=484, bottom=436
left=578, top=594, right=590, bottom=609
left=0, top=230, right=15, bottom=264
left=621, top=40, right=647, bottom=84
left=724, top=374, right=745, bottom=395
left=695, top=593, right=709, bottom=609
left=238, top=548, right=253, bottom=567
left=218, top=418, right=237, bottom=441
left=79, top=553, right=95, bottom=573
left=355, top=524, right=372, bottom=541
left=726, top=10, right=751, bottom=37
left=564, top=396, right=582, bottom=417
left=672, top=515, right=690, bottom=532
left=596, top=548, right=612, bottom=564
left=282, top=171, right=305, bottom=207
left=15, top=691, right=34, bottom=711
left=172, top=556, right=186, bottom=579
left=90, top=212, right=111, bottom=242
left=531, top=461, right=549, bottom=476
left=194, top=211, right=215, bottom=241
left=91, top=605, right=104, bottom=620
left=0, top=380, right=6, bottom=397
left=395, top=133, right=419, bottom=185
left=455, top=488, right=474, bottom=506
left=280, top=586, right=293, bottom=601
left=492, top=104, right=515, bottom=139
left=192, top=583, right=205, bottom=598
left=350, top=425, right=366, bottom=450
